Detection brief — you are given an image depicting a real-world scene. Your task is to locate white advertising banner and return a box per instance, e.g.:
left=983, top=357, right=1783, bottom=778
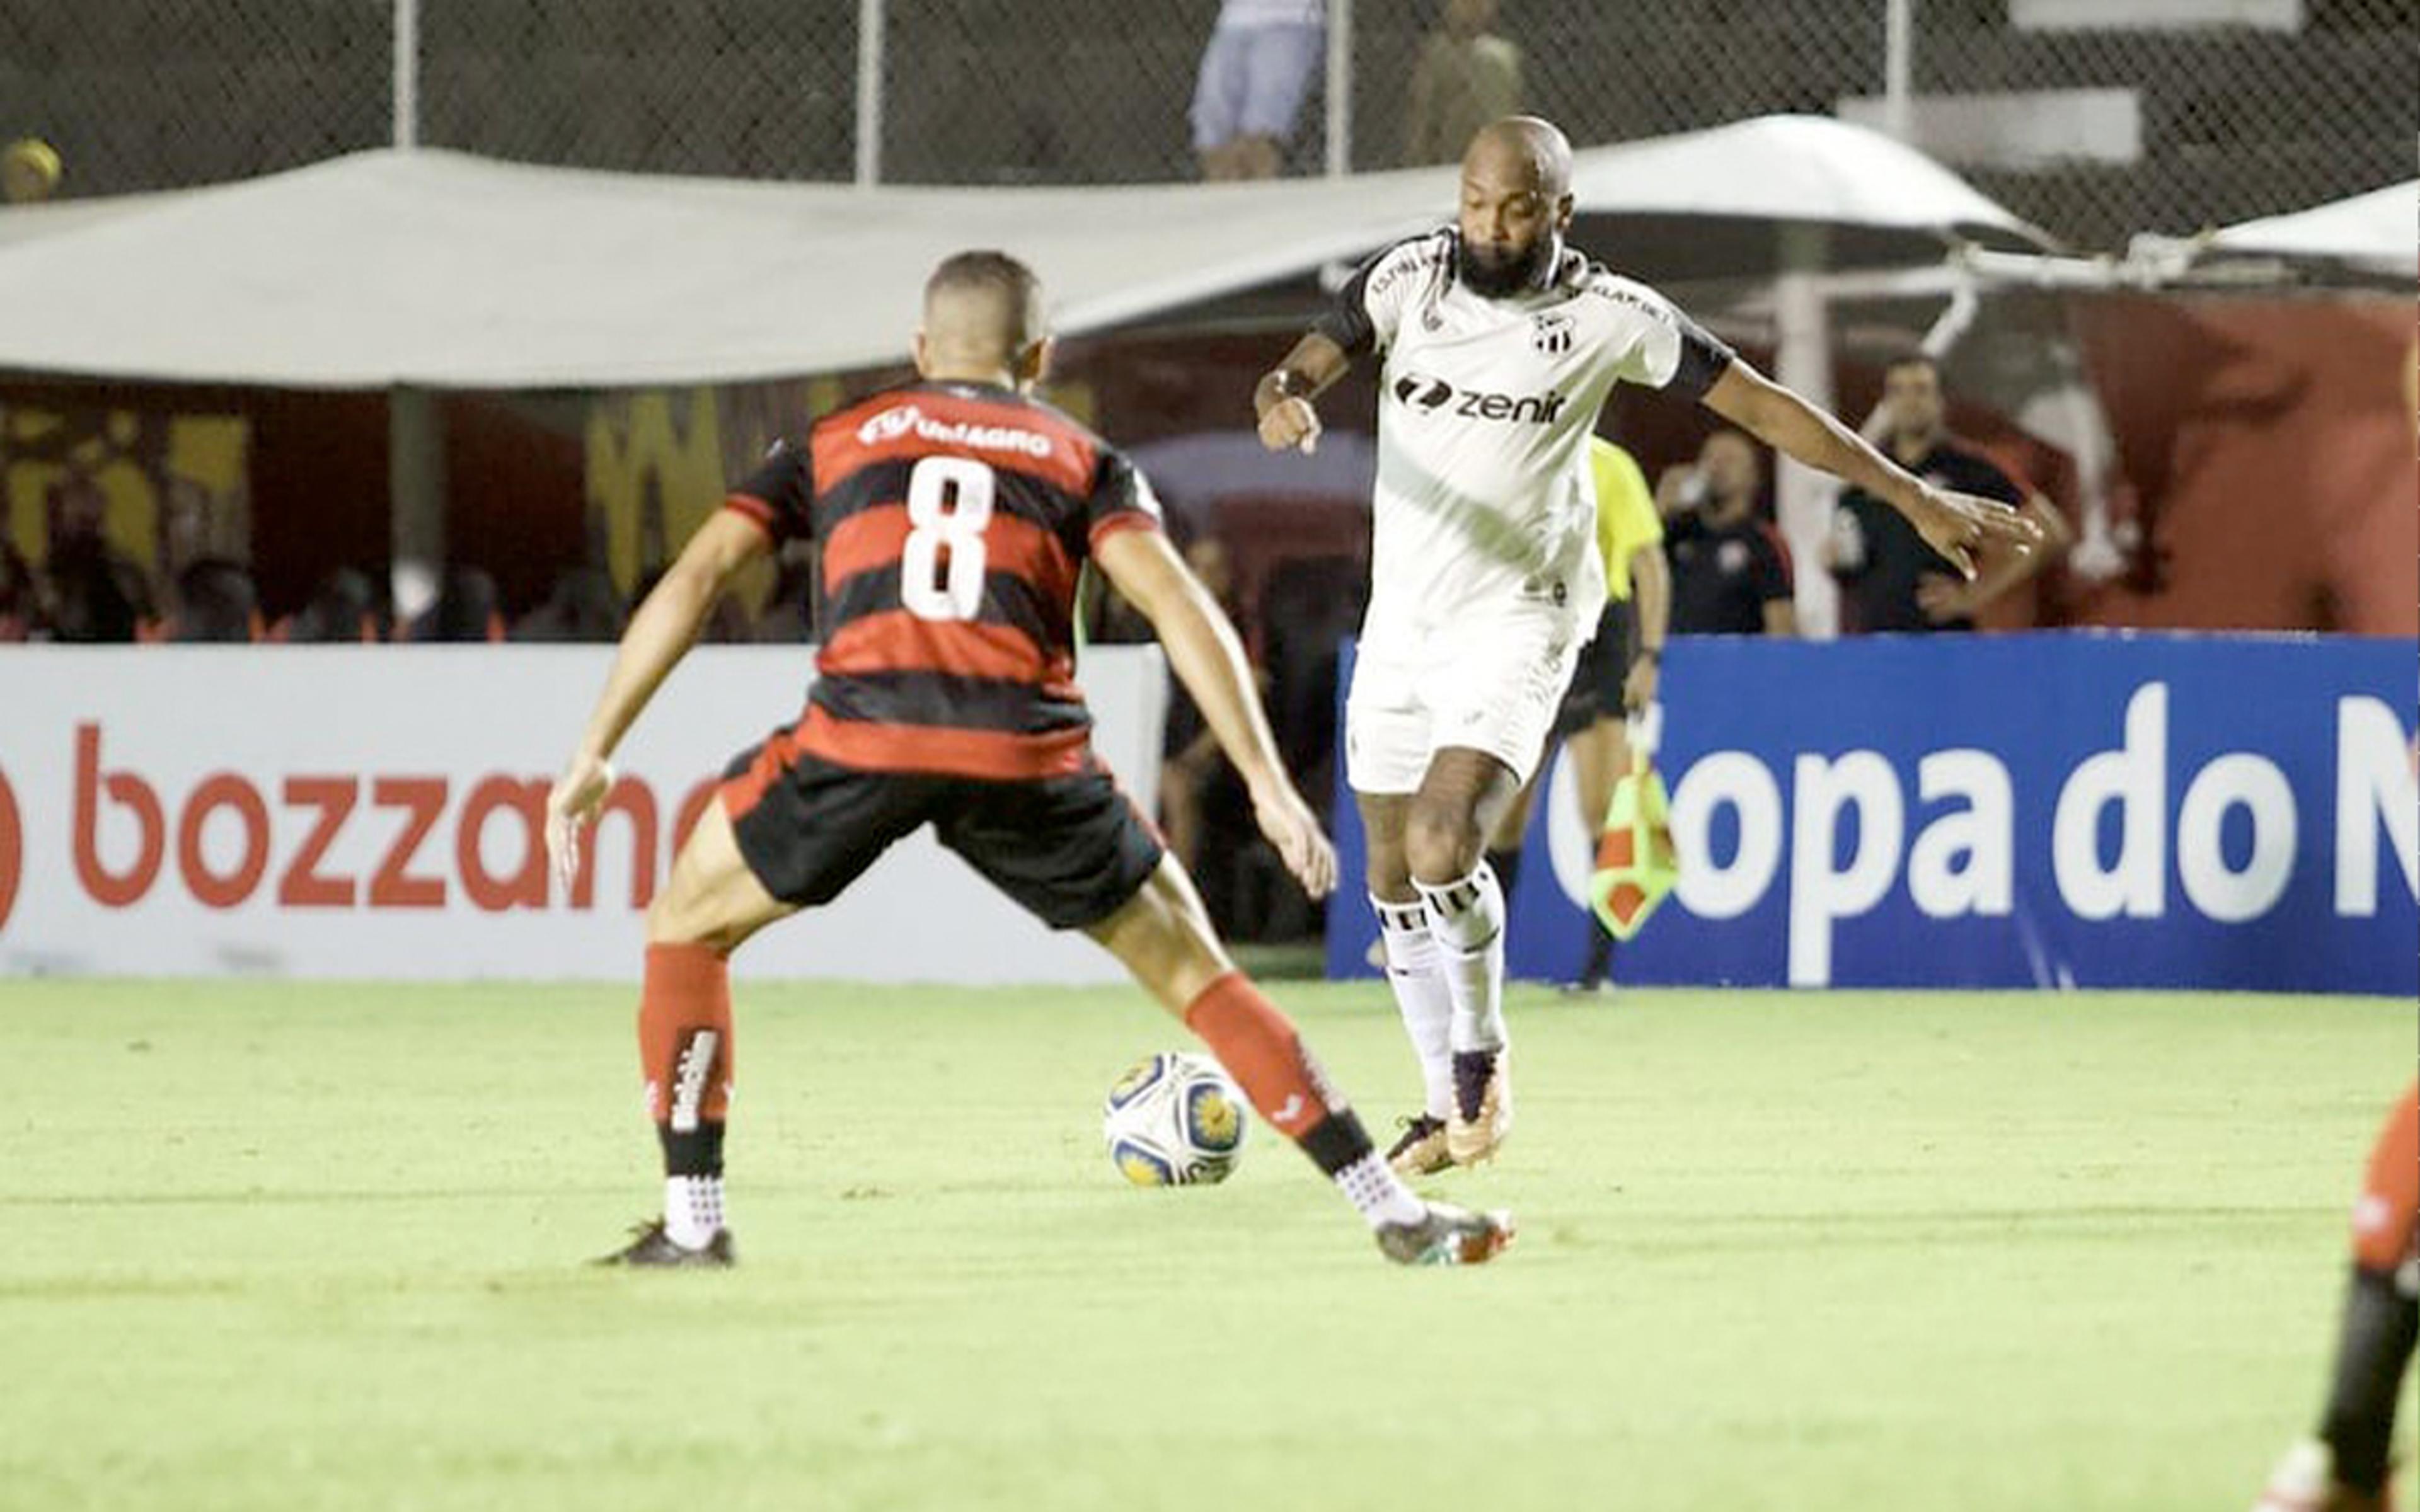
left=0, top=646, right=1168, bottom=983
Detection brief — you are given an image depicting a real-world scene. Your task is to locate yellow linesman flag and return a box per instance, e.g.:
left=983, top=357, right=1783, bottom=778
left=1589, top=753, right=1681, bottom=941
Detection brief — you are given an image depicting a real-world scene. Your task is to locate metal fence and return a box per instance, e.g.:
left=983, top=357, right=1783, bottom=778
left=4, top=1, right=2412, bottom=249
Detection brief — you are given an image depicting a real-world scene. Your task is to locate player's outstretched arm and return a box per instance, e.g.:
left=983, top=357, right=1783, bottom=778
left=545, top=510, right=770, bottom=890
left=1623, top=544, right=1671, bottom=713
left=1253, top=332, right=1352, bottom=455
left=1095, top=527, right=1337, bottom=900
left=1700, top=361, right=2042, bottom=578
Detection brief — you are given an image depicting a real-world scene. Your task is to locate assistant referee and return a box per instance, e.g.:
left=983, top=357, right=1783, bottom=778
left=1486, top=433, right=1669, bottom=992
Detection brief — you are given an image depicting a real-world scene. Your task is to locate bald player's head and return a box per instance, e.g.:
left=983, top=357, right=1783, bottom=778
left=1456, top=117, right=1575, bottom=299
left=915, top=250, right=1050, bottom=387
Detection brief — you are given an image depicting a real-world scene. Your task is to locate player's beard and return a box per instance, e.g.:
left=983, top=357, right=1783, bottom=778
left=1457, top=230, right=1559, bottom=299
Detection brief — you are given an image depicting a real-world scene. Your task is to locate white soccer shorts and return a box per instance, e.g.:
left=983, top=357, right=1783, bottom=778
left=1344, top=608, right=1584, bottom=795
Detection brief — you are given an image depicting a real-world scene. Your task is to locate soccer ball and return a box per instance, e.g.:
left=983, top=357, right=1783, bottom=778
left=1101, top=1051, right=1248, bottom=1186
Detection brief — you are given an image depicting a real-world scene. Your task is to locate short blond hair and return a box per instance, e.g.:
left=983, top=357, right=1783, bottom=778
left=923, top=251, right=1045, bottom=360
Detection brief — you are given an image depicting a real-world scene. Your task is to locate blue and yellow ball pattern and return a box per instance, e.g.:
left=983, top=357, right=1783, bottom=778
left=1101, top=1051, right=1249, bottom=1186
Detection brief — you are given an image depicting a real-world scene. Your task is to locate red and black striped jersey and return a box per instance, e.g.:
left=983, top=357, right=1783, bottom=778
left=723, top=381, right=1164, bottom=780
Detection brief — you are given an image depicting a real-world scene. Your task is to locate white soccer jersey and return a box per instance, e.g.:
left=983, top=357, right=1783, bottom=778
left=1315, top=228, right=1734, bottom=637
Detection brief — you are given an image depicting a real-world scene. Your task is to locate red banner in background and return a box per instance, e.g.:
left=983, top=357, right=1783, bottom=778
left=2068, top=293, right=2416, bottom=636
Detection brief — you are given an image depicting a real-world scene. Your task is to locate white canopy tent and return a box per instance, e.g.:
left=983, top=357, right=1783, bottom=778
left=0, top=190, right=175, bottom=249
left=0, top=115, right=2046, bottom=389
left=0, top=114, right=2054, bottom=624
left=2199, top=179, right=2418, bottom=280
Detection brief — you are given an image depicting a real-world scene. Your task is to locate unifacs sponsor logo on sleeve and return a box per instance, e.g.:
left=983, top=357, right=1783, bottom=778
left=1582, top=276, right=1670, bottom=324
left=1365, top=236, right=1449, bottom=301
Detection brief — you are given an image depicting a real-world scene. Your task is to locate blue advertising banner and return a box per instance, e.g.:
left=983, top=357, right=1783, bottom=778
left=1326, top=634, right=2418, bottom=995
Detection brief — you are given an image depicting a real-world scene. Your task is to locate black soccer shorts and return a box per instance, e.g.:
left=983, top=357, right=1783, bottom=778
left=719, top=739, right=1165, bottom=931
left=1553, top=597, right=1642, bottom=738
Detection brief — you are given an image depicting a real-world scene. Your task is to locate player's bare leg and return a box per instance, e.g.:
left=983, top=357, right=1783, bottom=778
left=1484, top=771, right=1536, bottom=908
left=1404, top=747, right=1523, bottom=1166
left=1358, top=791, right=1455, bottom=1174
left=598, top=796, right=795, bottom=1268
left=1090, top=856, right=1511, bottom=1266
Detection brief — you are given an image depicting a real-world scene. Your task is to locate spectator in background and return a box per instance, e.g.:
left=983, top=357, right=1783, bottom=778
left=0, top=539, right=42, bottom=641
left=405, top=564, right=506, bottom=643
left=1160, top=538, right=1249, bottom=848
left=277, top=566, right=383, bottom=643
left=1826, top=352, right=2071, bottom=632
left=42, top=467, right=158, bottom=643
left=168, top=557, right=262, bottom=643
left=44, top=538, right=154, bottom=643
left=1402, top=0, right=1523, bottom=168
left=1191, top=0, right=1325, bottom=180
left=158, top=476, right=214, bottom=586
left=1, top=137, right=60, bottom=204
left=513, top=563, right=627, bottom=643
left=1659, top=429, right=1795, bottom=638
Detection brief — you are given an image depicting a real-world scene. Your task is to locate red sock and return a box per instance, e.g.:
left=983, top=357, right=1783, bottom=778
left=1182, top=973, right=1371, bottom=1174
left=640, top=942, right=734, bottom=1174
left=2351, top=1080, right=2418, bottom=1273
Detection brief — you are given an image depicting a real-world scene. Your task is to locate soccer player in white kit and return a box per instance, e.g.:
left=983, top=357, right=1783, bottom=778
left=1253, top=118, right=2039, bottom=1172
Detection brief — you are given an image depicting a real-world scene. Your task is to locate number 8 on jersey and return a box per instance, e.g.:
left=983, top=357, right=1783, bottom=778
left=901, top=455, right=994, bottom=622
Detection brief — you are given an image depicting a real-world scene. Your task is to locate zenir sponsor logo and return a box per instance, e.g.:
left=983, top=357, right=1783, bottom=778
left=1390, top=371, right=1567, bottom=425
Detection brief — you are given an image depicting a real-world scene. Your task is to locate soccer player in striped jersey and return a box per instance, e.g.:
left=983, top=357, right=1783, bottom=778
left=2256, top=1082, right=2419, bottom=1512
left=546, top=250, right=1510, bottom=1269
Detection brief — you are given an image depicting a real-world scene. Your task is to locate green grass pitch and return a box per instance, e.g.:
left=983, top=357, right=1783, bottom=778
left=1, top=978, right=2408, bottom=1511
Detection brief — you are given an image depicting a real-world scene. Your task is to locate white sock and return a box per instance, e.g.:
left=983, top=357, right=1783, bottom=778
left=1373, top=895, right=1454, bottom=1120
left=664, top=1175, right=725, bottom=1249
left=1416, top=864, right=1508, bottom=1054
left=1333, top=1151, right=1427, bottom=1230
